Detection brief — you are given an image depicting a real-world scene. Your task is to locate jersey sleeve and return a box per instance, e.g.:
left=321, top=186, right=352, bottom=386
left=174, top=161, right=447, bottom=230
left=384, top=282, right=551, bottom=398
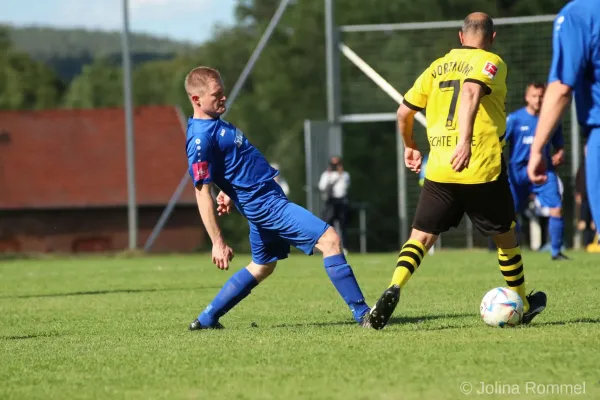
left=187, top=133, right=213, bottom=186
left=403, top=66, right=433, bottom=111
left=465, top=54, right=505, bottom=95
left=551, top=123, right=565, bottom=149
left=548, top=9, right=589, bottom=87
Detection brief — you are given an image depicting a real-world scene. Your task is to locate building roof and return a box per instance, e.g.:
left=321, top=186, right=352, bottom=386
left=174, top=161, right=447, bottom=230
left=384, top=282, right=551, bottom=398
left=0, top=105, right=196, bottom=209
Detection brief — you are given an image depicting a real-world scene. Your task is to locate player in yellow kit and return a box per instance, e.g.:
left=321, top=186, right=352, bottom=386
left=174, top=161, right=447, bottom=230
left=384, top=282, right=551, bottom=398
left=367, top=12, right=547, bottom=330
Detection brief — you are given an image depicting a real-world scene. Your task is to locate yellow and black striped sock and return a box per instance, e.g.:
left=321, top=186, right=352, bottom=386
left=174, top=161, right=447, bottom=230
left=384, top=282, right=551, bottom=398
left=497, top=246, right=530, bottom=312
left=390, top=239, right=427, bottom=288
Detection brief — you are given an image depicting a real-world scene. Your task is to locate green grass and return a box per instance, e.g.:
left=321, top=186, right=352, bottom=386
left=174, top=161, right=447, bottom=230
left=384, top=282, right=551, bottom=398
left=1, top=251, right=599, bottom=399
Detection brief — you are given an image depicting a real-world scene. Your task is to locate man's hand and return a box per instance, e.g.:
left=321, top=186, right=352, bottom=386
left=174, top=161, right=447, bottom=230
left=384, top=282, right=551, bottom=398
left=404, top=147, right=423, bottom=173
left=527, top=150, right=548, bottom=184
left=450, top=140, right=471, bottom=172
left=551, top=148, right=565, bottom=166
left=212, top=237, right=234, bottom=270
left=216, top=191, right=232, bottom=216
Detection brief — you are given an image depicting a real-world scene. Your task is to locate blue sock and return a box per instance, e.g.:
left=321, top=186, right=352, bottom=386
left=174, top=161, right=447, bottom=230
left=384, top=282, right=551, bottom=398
left=549, top=216, right=564, bottom=257
left=198, top=268, right=258, bottom=327
left=324, top=254, right=370, bottom=323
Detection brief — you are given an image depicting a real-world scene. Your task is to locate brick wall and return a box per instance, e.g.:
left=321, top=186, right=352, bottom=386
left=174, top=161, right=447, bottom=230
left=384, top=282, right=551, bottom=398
left=0, top=206, right=205, bottom=253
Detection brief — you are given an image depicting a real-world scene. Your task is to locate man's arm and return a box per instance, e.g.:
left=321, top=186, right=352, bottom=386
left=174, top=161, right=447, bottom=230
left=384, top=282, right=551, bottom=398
left=400, top=65, right=432, bottom=173
left=458, top=82, right=484, bottom=144
left=397, top=103, right=423, bottom=173
left=397, top=103, right=418, bottom=148
left=550, top=122, right=566, bottom=166
left=195, top=182, right=233, bottom=270
left=531, top=82, right=571, bottom=155
left=529, top=8, right=586, bottom=183
left=195, top=183, right=222, bottom=242
left=451, top=81, right=484, bottom=172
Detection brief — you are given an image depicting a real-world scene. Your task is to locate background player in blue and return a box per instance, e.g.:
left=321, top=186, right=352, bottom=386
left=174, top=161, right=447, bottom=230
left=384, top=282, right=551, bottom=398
left=528, top=0, right=600, bottom=253
left=507, top=82, right=569, bottom=260
left=183, top=66, right=371, bottom=330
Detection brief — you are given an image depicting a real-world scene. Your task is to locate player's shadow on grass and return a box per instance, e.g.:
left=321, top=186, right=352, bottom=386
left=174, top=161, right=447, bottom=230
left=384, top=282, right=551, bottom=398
left=1, top=286, right=221, bottom=299
left=272, top=321, right=356, bottom=329
left=529, top=318, right=600, bottom=327
left=273, top=313, right=472, bottom=329
left=1, top=332, right=60, bottom=340
left=387, top=312, right=472, bottom=326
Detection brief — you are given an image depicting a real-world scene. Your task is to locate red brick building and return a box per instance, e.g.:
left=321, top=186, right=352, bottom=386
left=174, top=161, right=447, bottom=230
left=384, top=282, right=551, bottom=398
left=0, top=106, right=205, bottom=253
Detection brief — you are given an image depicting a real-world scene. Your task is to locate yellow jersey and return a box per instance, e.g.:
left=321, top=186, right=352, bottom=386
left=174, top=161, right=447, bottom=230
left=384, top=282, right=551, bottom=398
left=404, top=47, right=507, bottom=184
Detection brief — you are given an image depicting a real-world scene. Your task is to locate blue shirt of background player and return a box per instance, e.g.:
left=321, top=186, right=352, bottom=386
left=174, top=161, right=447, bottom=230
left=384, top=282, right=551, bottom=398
left=548, top=0, right=600, bottom=131
left=186, top=117, right=278, bottom=207
left=505, top=107, right=564, bottom=171
left=418, top=154, right=428, bottom=186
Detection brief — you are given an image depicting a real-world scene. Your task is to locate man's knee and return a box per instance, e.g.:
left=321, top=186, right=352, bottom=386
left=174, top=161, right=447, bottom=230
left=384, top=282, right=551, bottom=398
left=315, top=226, right=342, bottom=255
left=492, top=229, right=518, bottom=249
left=247, top=261, right=277, bottom=282
left=409, top=229, right=438, bottom=250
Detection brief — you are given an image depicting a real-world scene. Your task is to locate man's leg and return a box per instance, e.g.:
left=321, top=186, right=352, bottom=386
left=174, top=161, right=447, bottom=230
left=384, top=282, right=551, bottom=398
left=314, top=226, right=370, bottom=324
left=369, top=179, right=462, bottom=330
left=492, top=229, right=546, bottom=323
left=533, top=171, right=567, bottom=259
left=508, top=176, right=529, bottom=242
left=586, top=132, right=600, bottom=246
left=548, top=208, right=566, bottom=258
left=466, top=167, right=546, bottom=324
left=263, top=199, right=370, bottom=325
left=190, top=222, right=284, bottom=330
left=389, top=229, right=437, bottom=289
left=492, top=229, right=529, bottom=312
left=191, top=261, right=276, bottom=330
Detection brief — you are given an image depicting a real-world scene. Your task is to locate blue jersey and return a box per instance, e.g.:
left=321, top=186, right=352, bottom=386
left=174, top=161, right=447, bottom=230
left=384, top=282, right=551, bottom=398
left=549, top=0, right=600, bottom=131
left=505, top=107, right=564, bottom=169
left=186, top=118, right=278, bottom=205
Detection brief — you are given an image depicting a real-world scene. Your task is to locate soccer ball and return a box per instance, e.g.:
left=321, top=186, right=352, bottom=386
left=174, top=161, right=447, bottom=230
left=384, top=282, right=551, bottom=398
left=480, top=287, right=524, bottom=328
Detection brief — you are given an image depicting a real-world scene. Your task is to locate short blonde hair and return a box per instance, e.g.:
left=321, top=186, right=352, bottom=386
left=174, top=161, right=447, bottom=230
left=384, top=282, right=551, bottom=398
left=184, top=66, right=222, bottom=96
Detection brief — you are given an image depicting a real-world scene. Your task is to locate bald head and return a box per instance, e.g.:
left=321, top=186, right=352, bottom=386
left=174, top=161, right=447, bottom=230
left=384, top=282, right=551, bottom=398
left=461, top=12, right=495, bottom=48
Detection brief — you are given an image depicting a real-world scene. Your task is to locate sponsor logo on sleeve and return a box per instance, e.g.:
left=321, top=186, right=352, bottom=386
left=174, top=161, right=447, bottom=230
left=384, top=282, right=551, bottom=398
left=482, top=61, right=498, bottom=79
left=192, top=161, right=210, bottom=181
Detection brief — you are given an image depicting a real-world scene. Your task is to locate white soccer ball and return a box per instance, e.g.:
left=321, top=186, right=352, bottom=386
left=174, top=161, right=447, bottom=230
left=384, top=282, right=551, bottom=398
left=480, top=287, right=524, bottom=328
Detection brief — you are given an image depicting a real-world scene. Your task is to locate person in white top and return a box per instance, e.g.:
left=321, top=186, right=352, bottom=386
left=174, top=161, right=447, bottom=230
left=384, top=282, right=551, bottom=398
left=318, top=156, right=350, bottom=250
left=271, top=163, right=290, bottom=196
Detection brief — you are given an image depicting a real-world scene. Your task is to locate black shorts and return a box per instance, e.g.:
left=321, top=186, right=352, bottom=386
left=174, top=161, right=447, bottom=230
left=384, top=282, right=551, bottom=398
left=413, top=168, right=515, bottom=237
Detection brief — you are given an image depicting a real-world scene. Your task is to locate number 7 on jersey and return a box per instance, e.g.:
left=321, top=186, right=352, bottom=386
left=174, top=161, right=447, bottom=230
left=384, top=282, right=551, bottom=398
left=439, top=79, right=461, bottom=130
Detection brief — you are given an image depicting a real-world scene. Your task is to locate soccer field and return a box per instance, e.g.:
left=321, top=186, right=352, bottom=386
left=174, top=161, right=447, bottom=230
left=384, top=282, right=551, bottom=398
left=1, top=251, right=599, bottom=399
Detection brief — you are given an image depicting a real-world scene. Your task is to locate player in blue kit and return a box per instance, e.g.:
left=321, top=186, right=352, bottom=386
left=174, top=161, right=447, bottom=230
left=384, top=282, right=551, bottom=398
left=183, top=66, right=371, bottom=330
left=528, top=0, right=600, bottom=253
left=506, top=82, right=569, bottom=260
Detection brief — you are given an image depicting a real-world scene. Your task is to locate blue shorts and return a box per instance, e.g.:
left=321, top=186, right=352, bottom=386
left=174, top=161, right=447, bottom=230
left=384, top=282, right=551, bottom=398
left=238, top=180, right=329, bottom=265
left=509, top=167, right=562, bottom=214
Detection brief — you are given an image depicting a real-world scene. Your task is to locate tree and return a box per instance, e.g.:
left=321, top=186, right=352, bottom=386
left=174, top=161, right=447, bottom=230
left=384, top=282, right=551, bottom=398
left=63, top=58, right=123, bottom=108
left=0, top=49, right=64, bottom=110
left=0, top=25, right=10, bottom=51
